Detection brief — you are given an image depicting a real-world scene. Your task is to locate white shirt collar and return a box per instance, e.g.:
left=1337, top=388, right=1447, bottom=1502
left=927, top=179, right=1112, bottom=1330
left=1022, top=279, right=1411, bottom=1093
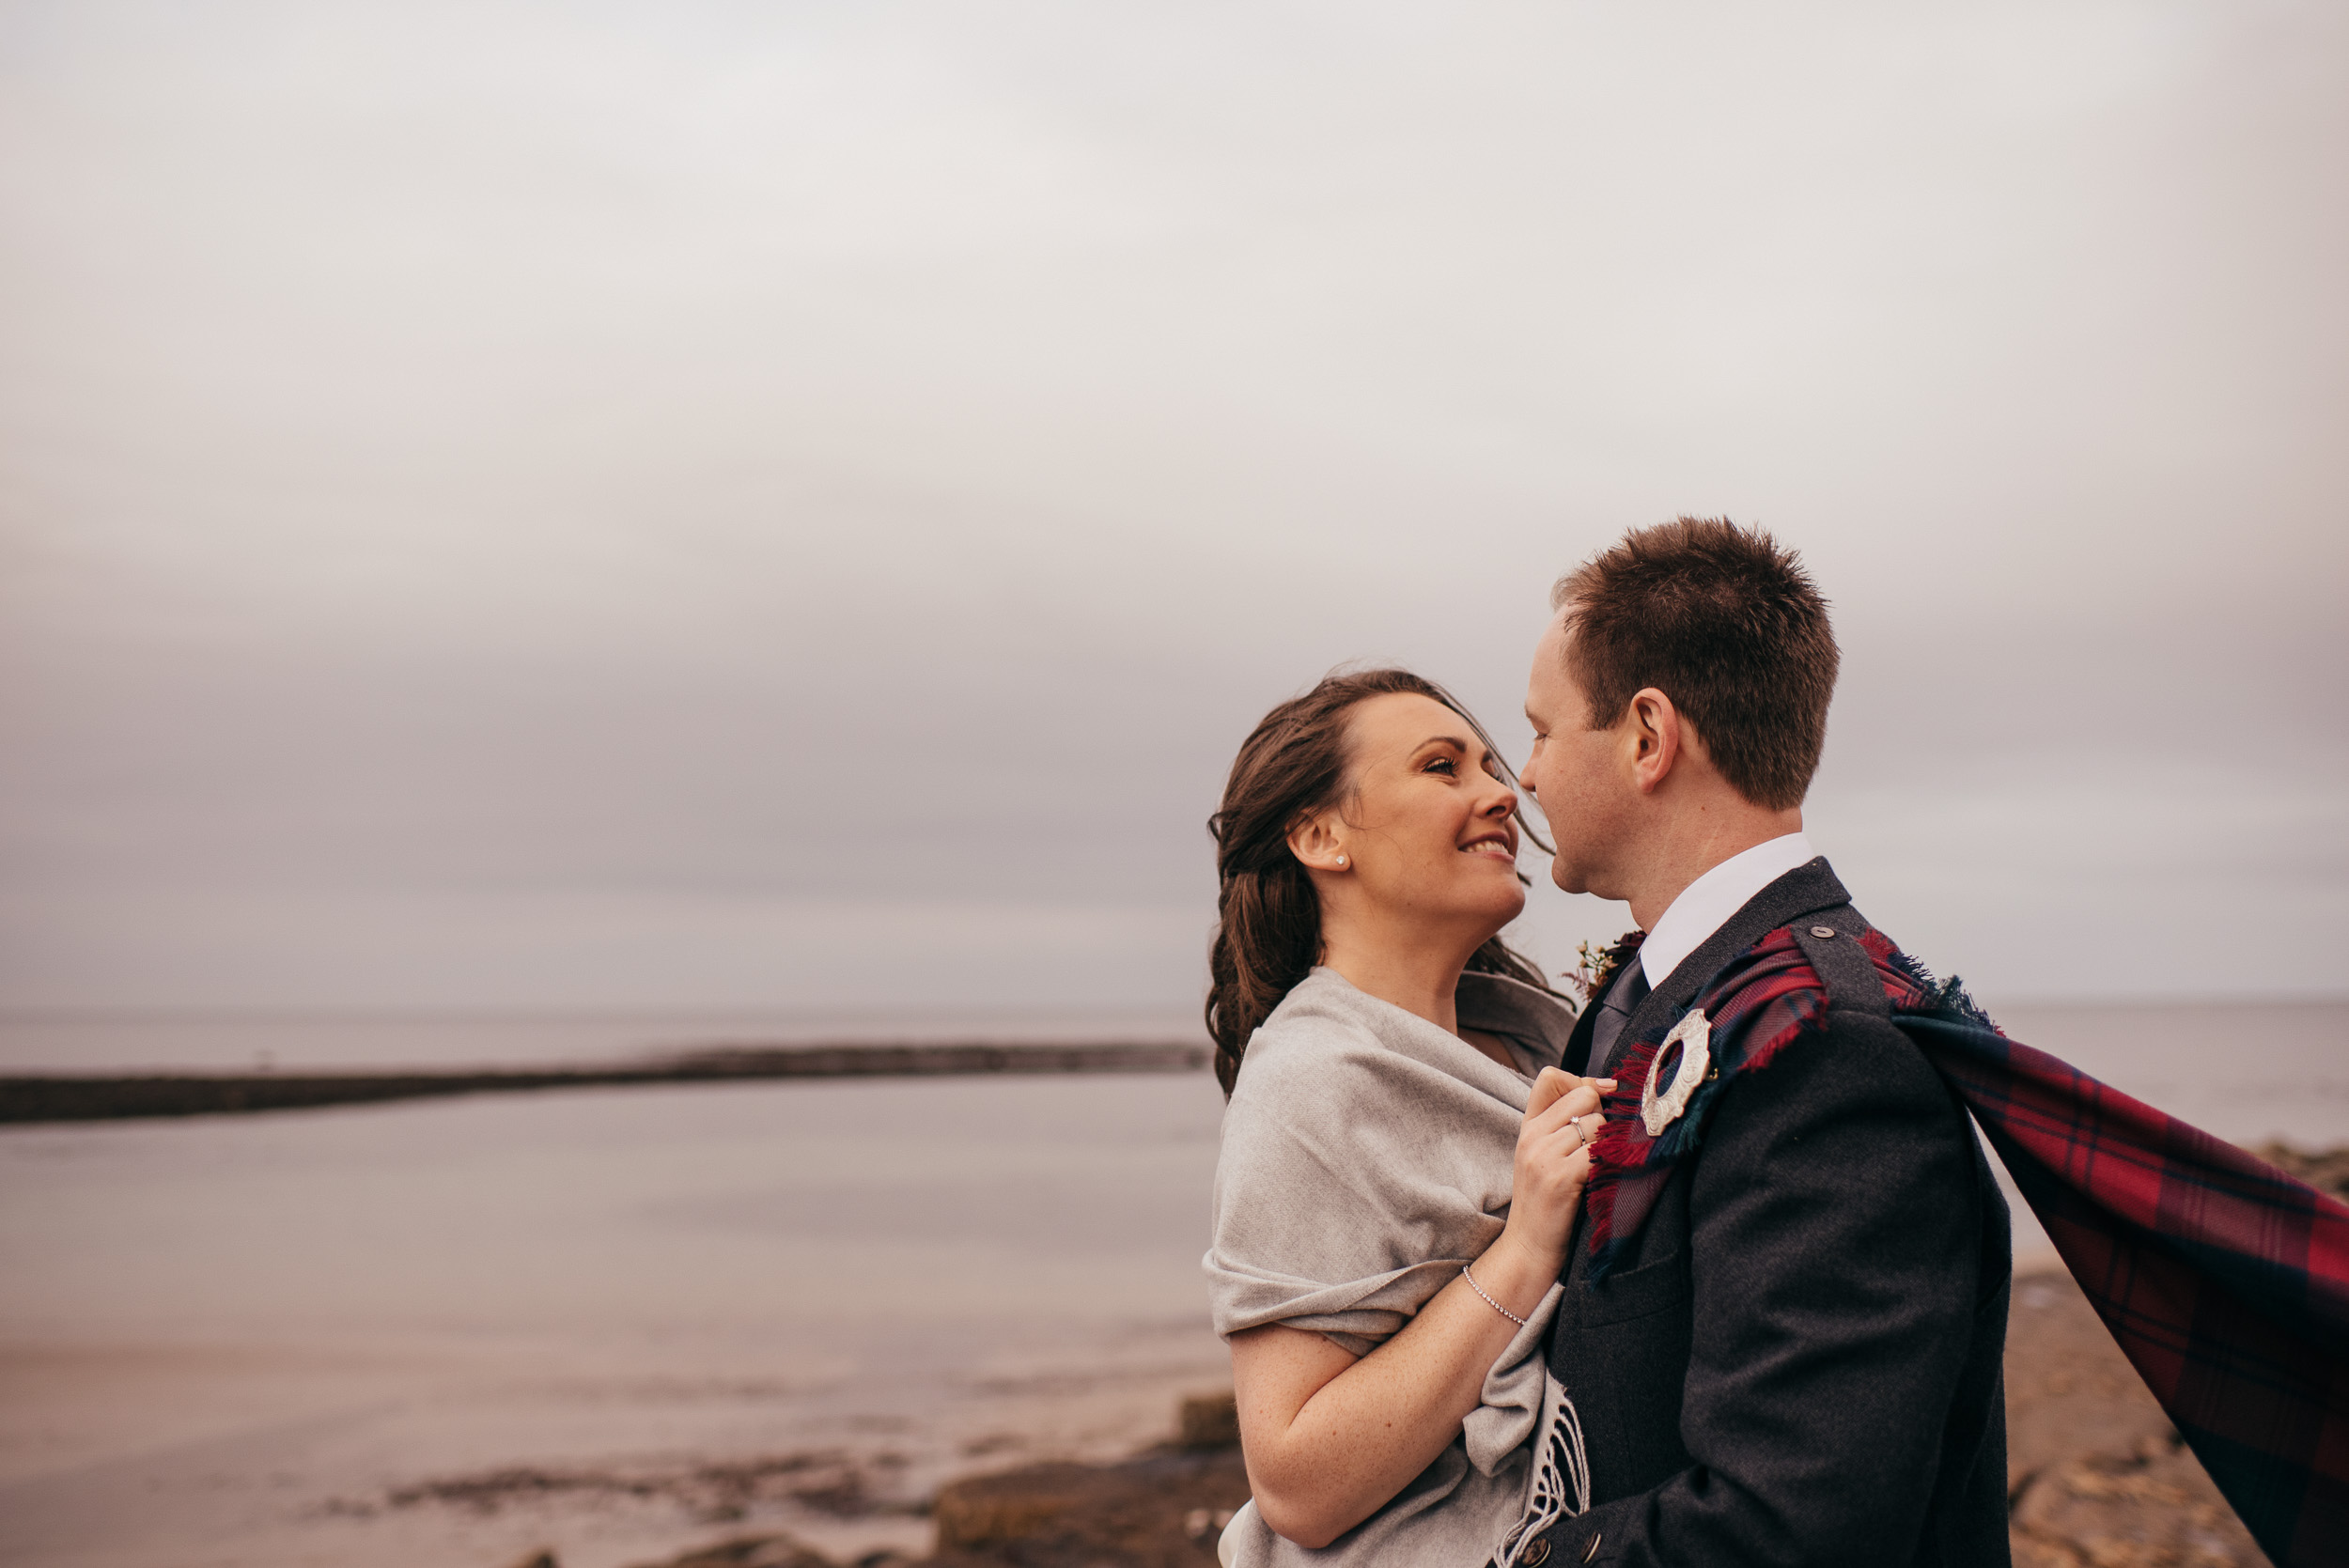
left=1638, top=831, right=1818, bottom=989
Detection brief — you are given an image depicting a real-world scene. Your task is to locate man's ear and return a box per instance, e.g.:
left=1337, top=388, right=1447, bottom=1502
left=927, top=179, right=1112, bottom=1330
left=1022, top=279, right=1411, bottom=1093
left=1286, top=813, right=1349, bottom=873
left=1627, top=688, right=1683, bottom=795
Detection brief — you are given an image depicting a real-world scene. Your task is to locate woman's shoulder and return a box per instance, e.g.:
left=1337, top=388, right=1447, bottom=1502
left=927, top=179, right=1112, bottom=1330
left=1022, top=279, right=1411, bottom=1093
left=1237, top=969, right=1388, bottom=1082
left=1218, top=972, right=1432, bottom=1180
left=1228, top=967, right=1513, bottom=1119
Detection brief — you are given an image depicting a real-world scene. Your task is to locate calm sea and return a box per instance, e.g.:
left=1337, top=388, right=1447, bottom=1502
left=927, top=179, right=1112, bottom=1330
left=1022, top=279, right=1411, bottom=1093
left=0, top=1001, right=2339, bottom=1568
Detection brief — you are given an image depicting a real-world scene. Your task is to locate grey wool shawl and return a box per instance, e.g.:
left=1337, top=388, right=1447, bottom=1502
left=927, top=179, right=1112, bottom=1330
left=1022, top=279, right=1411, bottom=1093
left=1205, top=966, right=1588, bottom=1568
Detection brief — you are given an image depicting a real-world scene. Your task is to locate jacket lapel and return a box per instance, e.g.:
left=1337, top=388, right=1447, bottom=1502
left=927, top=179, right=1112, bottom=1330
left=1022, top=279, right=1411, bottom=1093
left=1563, top=984, right=1604, bottom=1077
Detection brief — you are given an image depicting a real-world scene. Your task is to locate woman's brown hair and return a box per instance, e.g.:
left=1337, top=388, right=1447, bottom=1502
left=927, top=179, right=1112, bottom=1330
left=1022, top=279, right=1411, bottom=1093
left=1205, top=668, right=1559, bottom=1096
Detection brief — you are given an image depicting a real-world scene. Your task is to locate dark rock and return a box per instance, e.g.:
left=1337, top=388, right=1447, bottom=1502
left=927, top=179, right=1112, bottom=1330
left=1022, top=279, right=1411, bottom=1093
left=926, top=1449, right=1250, bottom=1567
left=622, top=1535, right=834, bottom=1568
left=1174, top=1390, right=1239, bottom=1452
left=932, top=1466, right=1086, bottom=1549
left=385, top=1450, right=908, bottom=1527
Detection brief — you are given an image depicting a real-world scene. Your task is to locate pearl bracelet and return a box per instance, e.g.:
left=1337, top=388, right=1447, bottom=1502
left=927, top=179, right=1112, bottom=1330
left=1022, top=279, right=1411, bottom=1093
left=1460, top=1263, right=1529, bottom=1327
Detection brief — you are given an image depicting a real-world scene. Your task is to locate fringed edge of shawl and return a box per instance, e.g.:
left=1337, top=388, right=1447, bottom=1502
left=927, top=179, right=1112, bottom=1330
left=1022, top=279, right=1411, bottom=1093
left=1493, top=1373, right=1591, bottom=1568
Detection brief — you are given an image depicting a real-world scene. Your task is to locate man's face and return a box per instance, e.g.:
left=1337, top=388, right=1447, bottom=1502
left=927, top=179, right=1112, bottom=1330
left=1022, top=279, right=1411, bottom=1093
left=1523, top=610, right=1634, bottom=897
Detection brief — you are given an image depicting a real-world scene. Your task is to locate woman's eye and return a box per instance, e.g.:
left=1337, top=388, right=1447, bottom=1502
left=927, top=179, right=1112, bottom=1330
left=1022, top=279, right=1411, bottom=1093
left=1425, top=757, right=1456, bottom=775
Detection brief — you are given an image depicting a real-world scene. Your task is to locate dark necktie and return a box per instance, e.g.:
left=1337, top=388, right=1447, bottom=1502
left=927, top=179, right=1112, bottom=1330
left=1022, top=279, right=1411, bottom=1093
left=1586, top=956, right=1651, bottom=1079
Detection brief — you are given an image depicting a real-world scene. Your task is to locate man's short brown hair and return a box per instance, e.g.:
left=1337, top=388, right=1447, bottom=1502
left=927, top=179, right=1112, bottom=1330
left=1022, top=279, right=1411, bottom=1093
left=1551, top=518, right=1838, bottom=811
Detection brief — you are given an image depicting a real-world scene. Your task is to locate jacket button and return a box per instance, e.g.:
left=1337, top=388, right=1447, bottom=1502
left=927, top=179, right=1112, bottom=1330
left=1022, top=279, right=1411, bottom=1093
left=1519, top=1539, right=1550, bottom=1565
left=1580, top=1532, right=1603, bottom=1561
left=1810, top=925, right=1835, bottom=939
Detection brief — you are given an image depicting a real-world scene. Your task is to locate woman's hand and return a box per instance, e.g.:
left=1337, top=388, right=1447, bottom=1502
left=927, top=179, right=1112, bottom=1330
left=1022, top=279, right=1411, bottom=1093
left=1229, top=1066, right=1616, bottom=1548
left=1489, top=1067, right=1611, bottom=1280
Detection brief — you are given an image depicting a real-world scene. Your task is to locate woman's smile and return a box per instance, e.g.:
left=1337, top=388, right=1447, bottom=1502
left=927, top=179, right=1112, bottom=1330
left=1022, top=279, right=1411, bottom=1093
left=1458, top=831, right=1517, bottom=862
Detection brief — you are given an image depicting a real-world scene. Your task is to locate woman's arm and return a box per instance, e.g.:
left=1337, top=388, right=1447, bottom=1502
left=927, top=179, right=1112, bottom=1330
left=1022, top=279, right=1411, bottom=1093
left=1229, top=1068, right=1608, bottom=1548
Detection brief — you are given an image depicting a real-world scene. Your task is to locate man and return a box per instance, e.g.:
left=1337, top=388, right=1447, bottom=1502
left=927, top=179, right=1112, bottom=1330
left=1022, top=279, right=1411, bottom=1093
left=1516, top=518, right=2011, bottom=1566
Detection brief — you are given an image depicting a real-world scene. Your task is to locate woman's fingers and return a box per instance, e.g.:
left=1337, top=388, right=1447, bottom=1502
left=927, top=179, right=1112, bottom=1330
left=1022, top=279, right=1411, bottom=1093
left=1520, top=1078, right=1616, bottom=1218
left=1559, top=1111, right=1595, bottom=1149
left=1530, top=1086, right=1604, bottom=1133
left=1526, top=1071, right=1617, bottom=1126
left=1525, top=1066, right=1573, bottom=1118
left=1530, top=1114, right=1608, bottom=1172
left=1548, top=1133, right=1597, bottom=1176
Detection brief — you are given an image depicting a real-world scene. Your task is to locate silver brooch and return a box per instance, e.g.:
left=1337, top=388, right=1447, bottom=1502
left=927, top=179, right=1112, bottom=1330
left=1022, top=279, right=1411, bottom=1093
left=1641, top=1009, right=1713, bottom=1137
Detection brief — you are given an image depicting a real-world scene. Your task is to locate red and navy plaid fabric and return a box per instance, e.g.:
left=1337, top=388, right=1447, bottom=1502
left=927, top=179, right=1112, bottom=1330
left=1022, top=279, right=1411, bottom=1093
left=1582, top=925, right=2349, bottom=1568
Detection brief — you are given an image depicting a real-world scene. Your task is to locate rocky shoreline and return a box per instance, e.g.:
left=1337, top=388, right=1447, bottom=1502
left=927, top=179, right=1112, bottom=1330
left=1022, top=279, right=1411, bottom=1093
left=454, top=1264, right=2297, bottom=1568
left=331, top=1141, right=2335, bottom=1568
left=502, top=1144, right=2341, bottom=1568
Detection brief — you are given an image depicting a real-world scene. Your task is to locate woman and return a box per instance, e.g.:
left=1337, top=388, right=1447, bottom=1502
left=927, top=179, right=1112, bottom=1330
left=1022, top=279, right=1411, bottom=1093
left=1204, top=669, right=1611, bottom=1567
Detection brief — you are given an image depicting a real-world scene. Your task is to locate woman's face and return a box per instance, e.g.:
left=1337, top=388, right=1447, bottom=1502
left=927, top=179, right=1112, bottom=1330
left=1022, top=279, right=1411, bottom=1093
left=1299, top=691, right=1527, bottom=935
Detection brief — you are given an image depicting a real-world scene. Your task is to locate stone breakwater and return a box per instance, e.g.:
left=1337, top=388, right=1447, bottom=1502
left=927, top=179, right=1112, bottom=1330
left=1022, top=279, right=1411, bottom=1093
left=0, top=1041, right=1211, bottom=1124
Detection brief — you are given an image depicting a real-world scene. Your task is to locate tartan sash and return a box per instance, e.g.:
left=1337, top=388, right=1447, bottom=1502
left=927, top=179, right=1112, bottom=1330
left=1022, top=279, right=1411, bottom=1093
left=1581, top=925, right=2349, bottom=1568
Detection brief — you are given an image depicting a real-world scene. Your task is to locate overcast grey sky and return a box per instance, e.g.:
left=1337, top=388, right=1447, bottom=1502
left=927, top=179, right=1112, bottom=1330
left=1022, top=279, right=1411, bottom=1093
left=3, top=0, right=2343, bottom=1017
